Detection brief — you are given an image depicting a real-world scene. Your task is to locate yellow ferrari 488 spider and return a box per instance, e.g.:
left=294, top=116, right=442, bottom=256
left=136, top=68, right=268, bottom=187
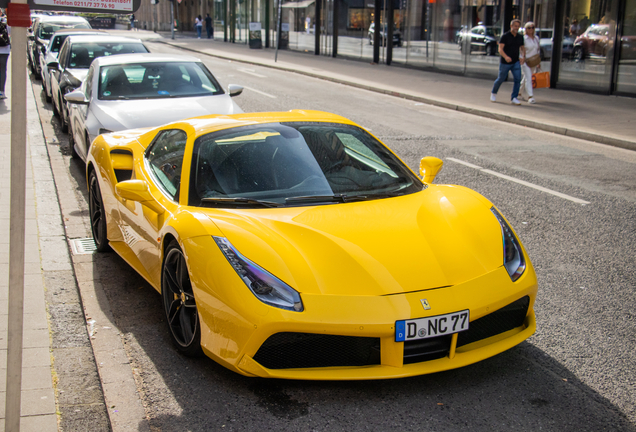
left=86, top=110, right=537, bottom=380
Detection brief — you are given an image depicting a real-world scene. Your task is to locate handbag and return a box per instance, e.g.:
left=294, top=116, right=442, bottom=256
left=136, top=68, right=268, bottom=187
left=532, top=71, right=550, bottom=89
left=525, top=54, right=541, bottom=68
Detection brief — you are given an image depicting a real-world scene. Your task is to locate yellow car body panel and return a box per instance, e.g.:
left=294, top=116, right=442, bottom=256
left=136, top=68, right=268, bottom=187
left=86, top=110, right=538, bottom=380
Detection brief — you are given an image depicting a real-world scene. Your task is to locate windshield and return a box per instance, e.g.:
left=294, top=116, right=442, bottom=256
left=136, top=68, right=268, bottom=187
left=98, top=61, right=224, bottom=100
left=189, top=122, right=424, bottom=207
left=69, top=42, right=148, bottom=69
left=38, top=22, right=90, bottom=40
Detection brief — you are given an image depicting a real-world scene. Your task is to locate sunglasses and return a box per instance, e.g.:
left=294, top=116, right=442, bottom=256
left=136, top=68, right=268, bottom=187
left=528, top=26, right=535, bottom=29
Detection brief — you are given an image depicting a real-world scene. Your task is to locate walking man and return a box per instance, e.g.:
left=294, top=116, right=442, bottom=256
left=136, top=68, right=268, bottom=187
left=491, top=19, right=525, bottom=105
left=205, top=13, right=213, bottom=39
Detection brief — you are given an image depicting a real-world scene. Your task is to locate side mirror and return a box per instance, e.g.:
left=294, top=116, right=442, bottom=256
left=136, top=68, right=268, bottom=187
left=228, top=84, right=244, bottom=97
left=47, top=60, right=59, bottom=70
left=115, top=180, right=165, bottom=214
left=419, top=157, right=444, bottom=183
left=65, top=89, right=89, bottom=105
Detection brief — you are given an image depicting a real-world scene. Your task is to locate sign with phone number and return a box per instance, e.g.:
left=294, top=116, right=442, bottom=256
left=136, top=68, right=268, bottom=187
left=33, top=0, right=132, bottom=11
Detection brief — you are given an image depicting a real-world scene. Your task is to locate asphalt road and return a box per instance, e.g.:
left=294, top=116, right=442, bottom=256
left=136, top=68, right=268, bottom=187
left=31, top=38, right=636, bottom=432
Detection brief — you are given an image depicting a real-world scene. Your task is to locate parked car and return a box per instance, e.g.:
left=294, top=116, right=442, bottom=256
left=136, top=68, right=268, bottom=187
left=39, top=29, right=109, bottom=103
left=537, top=28, right=574, bottom=59
left=518, top=28, right=574, bottom=60
left=85, top=109, right=537, bottom=378
left=65, top=53, right=244, bottom=162
left=48, top=35, right=149, bottom=133
left=573, top=24, right=636, bottom=61
left=27, top=15, right=91, bottom=78
left=458, top=25, right=501, bottom=56
left=368, top=23, right=402, bottom=47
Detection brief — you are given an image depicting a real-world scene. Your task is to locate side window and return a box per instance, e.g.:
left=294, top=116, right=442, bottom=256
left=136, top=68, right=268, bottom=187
left=146, top=130, right=188, bottom=201
left=58, top=43, right=69, bottom=69
left=84, top=65, right=95, bottom=99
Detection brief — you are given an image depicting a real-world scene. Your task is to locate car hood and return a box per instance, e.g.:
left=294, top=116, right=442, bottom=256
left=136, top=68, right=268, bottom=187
left=92, top=95, right=243, bottom=131
left=205, top=186, right=504, bottom=296
left=67, top=68, right=89, bottom=83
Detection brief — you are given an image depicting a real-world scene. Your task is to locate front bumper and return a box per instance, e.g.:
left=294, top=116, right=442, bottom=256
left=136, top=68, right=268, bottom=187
left=187, top=234, right=538, bottom=380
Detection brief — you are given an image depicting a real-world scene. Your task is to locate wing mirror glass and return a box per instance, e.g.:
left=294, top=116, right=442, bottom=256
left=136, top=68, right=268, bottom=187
left=47, top=60, right=59, bottom=70
left=115, top=180, right=165, bottom=214
left=64, top=89, right=89, bottom=105
left=419, top=157, right=444, bottom=183
left=228, top=84, right=244, bottom=97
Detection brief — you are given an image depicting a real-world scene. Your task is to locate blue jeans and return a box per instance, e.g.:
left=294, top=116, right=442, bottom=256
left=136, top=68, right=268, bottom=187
left=491, top=61, right=521, bottom=100
left=196, top=25, right=202, bottom=38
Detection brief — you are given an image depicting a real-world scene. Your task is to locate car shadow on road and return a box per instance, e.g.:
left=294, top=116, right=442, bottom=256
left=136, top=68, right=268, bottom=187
left=81, top=246, right=636, bottom=432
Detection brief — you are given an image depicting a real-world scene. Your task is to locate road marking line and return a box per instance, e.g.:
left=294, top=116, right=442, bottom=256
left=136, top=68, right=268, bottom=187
left=446, top=157, right=482, bottom=169
left=242, top=85, right=277, bottom=98
left=238, top=68, right=267, bottom=78
left=447, top=158, right=590, bottom=205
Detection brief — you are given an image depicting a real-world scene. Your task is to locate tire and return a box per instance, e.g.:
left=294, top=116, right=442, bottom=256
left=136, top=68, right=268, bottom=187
left=573, top=46, right=584, bottom=62
left=162, top=241, right=203, bottom=357
left=43, top=79, right=52, bottom=103
left=59, top=95, right=68, bottom=133
left=88, top=170, right=110, bottom=252
left=52, top=92, right=60, bottom=117
left=68, top=124, right=79, bottom=159
left=486, top=43, right=496, bottom=56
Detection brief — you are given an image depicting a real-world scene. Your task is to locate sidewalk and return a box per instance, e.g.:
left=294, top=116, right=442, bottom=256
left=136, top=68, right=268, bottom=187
left=136, top=29, right=636, bottom=151
left=0, top=60, right=58, bottom=429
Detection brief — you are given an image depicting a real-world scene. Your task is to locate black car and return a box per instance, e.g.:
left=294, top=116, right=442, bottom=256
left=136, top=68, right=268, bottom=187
left=27, top=15, right=91, bottom=78
left=48, top=35, right=149, bottom=132
left=458, top=25, right=501, bottom=56
left=368, top=23, right=402, bottom=47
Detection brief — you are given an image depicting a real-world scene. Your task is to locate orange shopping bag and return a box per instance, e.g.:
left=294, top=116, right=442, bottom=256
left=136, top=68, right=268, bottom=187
left=532, top=71, right=550, bottom=89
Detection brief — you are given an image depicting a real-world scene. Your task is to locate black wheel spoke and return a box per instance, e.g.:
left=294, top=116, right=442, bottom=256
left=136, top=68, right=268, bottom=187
left=162, top=245, right=201, bottom=354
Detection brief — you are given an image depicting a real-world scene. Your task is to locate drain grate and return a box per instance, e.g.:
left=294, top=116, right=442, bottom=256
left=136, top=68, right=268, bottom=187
left=70, top=238, right=98, bottom=255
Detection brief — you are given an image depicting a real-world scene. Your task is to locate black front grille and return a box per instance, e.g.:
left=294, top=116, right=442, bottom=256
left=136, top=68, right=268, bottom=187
left=457, top=296, right=530, bottom=348
left=403, top=335, right=452, bottom=364
left=253, top=333, right=381, bottom=369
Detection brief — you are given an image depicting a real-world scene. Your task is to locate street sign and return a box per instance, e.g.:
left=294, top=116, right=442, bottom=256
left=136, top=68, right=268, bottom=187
left=0, top=0, right=141, bottom=13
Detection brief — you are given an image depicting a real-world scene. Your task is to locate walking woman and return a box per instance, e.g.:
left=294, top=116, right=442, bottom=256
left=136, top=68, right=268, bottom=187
left=195, top=15, right=203, bottom=39
left=519, top=22, right=541, bottom=104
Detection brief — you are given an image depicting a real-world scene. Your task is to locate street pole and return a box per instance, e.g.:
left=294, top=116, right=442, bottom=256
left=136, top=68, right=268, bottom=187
left=274, top=0, right=282, bottom=61
left=171, top=0, right=175, bottom=39
left=5, top=1, right=29, bottom=431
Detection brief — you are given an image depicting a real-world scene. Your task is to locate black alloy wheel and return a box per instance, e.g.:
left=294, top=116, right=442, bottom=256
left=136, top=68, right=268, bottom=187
left=88, top=170, right=109, bottom=252
left=573, top=46, right=585, bottom=62
left=162, top=242, right=203, bottom=357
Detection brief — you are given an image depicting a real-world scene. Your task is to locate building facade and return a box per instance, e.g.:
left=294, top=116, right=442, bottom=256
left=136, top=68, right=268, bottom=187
left=135, top=0, right=636, bottom=96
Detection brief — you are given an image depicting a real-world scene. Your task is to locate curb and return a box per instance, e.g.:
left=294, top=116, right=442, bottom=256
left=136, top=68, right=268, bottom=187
left=157, top=39, right=636, bottom=152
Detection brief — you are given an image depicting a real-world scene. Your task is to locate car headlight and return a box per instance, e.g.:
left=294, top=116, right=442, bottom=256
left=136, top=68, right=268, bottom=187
left=491, top=207, right=526, bottom=281
left=213, top=236, right=304, bottom=312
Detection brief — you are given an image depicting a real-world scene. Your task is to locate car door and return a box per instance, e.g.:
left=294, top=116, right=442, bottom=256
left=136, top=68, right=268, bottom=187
left=49, top=41, right=68, bottom=113
left=71, top=63, right=95, bottom=160
left=117, top=129, right=188, bottom=285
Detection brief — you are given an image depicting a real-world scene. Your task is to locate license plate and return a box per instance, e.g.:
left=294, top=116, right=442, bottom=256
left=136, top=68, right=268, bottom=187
left=395, top=310, right=469, bottom=342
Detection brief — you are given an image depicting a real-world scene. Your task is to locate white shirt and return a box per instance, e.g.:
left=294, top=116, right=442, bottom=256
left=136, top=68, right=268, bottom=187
left=524, top=34, right=540, bottom=58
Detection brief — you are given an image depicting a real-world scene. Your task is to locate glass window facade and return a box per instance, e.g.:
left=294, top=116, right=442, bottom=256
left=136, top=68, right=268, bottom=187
left=133, top=0, right=636, bottom=96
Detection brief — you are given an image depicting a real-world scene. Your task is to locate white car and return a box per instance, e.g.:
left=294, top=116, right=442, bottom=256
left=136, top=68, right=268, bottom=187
left=65, top=53, right=244, bottom=162
left=39, top=29, right=108, bottom=102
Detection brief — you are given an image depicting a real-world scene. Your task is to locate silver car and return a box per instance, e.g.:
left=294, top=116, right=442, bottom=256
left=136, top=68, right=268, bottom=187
left=65, top=53, right=244, bottom=162
left=39, top=29, right=109, bottom=102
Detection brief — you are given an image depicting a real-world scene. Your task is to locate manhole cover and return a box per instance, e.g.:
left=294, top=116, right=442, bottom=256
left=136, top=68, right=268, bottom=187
left=70, top=238, right=97, bottom=255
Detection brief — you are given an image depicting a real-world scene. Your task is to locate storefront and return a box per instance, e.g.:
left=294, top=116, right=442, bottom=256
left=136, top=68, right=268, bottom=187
left=135, top=0, right=636, bottom=96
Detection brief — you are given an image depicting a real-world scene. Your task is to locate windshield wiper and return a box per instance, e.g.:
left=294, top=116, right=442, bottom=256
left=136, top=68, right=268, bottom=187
left=200, top=197, right=282, bottom=208
left=285, top=193, right=400, bottom=205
